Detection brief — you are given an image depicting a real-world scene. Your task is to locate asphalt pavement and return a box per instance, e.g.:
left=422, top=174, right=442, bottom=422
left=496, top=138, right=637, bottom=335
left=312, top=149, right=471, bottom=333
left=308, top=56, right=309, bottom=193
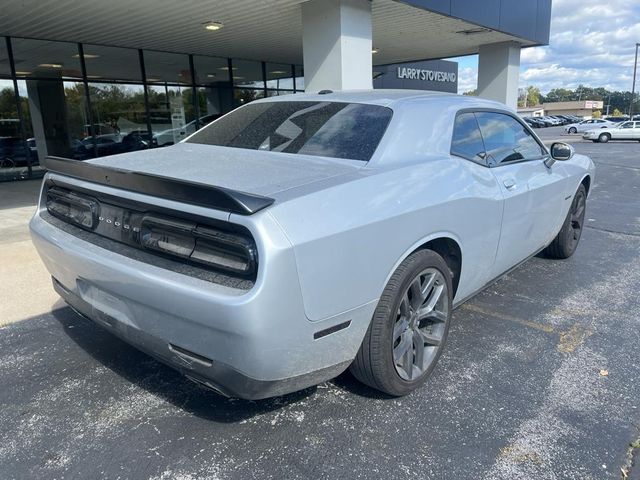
left=1, top=127, right=639, bottom=480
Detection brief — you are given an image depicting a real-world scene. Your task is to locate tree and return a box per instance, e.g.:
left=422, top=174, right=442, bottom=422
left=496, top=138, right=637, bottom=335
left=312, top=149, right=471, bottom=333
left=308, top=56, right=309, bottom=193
left=518, top=85, right=541, bottom=107
left=612, top=108, right=623, bottom=116
left=462, top=89, right=477, bottom=96
left=592, top=110, right=602, bottom=118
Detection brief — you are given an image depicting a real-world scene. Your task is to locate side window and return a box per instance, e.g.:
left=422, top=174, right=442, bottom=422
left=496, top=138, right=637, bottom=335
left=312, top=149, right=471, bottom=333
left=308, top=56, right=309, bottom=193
left=620, top=122, right=633, bottom=129
left=450, top=112, right=486, bottom=165
left=475, top=112, right=546, bottom=165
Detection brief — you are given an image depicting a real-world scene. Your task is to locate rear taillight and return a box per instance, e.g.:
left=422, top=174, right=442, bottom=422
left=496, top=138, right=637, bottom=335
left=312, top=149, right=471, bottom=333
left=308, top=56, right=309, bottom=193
left=46, top=188, right=98, bottom=230
left=140, top=215, right=257, bottom=277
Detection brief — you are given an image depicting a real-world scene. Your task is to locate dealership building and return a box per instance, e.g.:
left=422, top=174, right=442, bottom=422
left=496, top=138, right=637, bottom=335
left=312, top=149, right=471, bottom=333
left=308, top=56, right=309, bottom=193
left=0, top=0, right=551, bottom=182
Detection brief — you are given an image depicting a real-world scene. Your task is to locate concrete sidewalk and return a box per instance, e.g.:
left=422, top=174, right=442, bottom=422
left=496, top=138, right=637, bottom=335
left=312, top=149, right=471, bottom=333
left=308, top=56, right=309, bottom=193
left=0, top=179, right=61, bottom=327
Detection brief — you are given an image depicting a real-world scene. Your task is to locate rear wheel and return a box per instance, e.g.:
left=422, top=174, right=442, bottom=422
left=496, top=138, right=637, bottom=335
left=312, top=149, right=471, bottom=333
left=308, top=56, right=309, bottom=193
left=598, top=133, right=610, bottom=143
left=350, top=249, right=452, bottom=396
left=543, top=184, right=587, bottom=259
left=568, top=127, right=577, bottom=134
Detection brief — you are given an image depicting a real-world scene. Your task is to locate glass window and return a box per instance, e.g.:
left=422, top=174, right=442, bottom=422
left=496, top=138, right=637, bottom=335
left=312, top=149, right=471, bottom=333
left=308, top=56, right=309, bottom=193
left=10, top=38, right=82, bottom=80
left=451, top=112, right=486, bottom=165
left=193, top=55, right=230, bottom=85
left=0, top=39, right=11, bottom=77
left=143, top=50, right=191, bottom=85
left=186, top=101, right=393, bottom=162
left=619, top=122, right=634, bottom=129
left=88, top=83, right=147, bottom=158
left=0, top=80, right=24, bottom=180
left=294, top=65, right=304, bottom=91
left=266, top=63, right=293, bottom=89
left=195, top=86, right=233, bottom=122
left=147, top=85, right=195, bottom=145
left=232, top=59, right=263, bottom=88
left=4, top=80, right=87, bottom=177
left=475, top=112, right=545, bottom=165
left=81, top=44, right=141, bottom=82
left=233, top=88, right=265, bottom=107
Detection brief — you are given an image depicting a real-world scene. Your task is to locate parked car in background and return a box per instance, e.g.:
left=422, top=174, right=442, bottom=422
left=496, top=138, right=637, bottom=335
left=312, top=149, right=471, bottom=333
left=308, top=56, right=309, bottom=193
left=565, top=118, right=614, bottom=134
left=31, top=91, right=595, bottom=399
left=121, top=130, right=156, bottom=152
left=583, top=120, right=640, bottom=142
left=153, top=114, right=221, bottom=146
left=0, top=136, right=34, bottom=168
left=540, top=116, right=563, bottom=126
left=522, top=117, right=542, bottom=128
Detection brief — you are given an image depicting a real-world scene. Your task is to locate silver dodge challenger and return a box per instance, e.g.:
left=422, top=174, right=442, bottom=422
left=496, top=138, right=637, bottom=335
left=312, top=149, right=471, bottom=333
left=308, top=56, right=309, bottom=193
left=30, top=90, right=595, bottom=399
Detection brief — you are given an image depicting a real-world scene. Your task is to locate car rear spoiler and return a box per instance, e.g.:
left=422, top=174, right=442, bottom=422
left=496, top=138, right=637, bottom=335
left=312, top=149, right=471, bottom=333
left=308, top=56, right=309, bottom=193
left=42, top=156, right=275, bottom=215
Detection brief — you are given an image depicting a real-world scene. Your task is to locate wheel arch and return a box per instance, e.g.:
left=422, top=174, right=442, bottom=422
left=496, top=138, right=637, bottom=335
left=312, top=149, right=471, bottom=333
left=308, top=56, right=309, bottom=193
left=580, top=174, right=591, bottom=196
left=385, top=233, right=463, bottom=299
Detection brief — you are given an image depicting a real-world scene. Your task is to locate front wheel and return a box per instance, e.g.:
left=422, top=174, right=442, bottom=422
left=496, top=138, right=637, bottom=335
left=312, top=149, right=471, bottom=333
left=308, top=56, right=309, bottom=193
left=543, top=184, right=587, bottom=259
left=568, top=127, right=577, bottom=134
left=598, top=133, right=610, bottom=143
left=350, top=249, right=452, bottom=396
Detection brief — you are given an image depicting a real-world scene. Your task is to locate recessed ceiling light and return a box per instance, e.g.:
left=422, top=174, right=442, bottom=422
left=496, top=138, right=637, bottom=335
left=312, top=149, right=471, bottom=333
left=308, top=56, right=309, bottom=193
left=206, top=73, right=216, bottom=78
left=203, top=21, right=224, bottom=31
left=15, top=71, right=31, bottom=75
left=146, top=77, right=161, bottom=82
left=38, top=63, right=63, bottom=68
left=219, top=66, right=236, bottom=71
left=87, top=75, right=102, bottom=79
left=232, top=76, right=245, bottom=80
left=372, top=48, right=380, bottom=54
left=270, top=70, right=288, bottom=74
left=72, top=53, right=100, bottom=59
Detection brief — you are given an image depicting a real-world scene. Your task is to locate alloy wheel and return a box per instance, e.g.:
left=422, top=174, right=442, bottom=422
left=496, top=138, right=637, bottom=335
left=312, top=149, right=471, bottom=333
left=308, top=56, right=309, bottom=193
left=569, top=191, right=586, bottom=250
left=392, top=268, right=449, bottom=381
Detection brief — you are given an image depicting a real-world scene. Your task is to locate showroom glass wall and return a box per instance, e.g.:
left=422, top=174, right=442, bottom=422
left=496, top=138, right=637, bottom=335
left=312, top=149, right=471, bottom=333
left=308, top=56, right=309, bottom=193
left=0, top=36, right=303, bottom=182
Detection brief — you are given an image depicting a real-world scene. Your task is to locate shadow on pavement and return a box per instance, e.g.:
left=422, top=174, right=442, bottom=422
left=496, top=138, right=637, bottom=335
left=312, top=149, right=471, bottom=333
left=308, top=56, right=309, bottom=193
left=52, top=306, right=319, bottom=423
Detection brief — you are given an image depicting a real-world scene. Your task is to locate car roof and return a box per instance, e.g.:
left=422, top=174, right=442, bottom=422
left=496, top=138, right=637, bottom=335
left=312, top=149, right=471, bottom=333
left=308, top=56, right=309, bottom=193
left=252, top=89, right=509, bottom=111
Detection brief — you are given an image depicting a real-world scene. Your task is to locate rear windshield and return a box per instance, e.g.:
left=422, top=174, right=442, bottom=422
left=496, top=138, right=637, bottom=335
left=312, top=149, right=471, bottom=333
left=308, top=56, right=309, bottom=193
left=185, top=101, right=393, bottom=161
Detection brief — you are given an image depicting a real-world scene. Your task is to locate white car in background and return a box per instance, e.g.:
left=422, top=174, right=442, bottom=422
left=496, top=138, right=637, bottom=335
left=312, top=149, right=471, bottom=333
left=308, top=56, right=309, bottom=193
left=583, top=120, right=640, bottom=142
left=565, top=118, right=614, bottom=134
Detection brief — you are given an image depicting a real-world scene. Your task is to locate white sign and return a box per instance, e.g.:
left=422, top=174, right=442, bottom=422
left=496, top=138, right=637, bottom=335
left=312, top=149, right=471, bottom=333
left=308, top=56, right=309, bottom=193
left=396, top=67, right=457, bottom=83
left=170, top=96, right=187, bottom=144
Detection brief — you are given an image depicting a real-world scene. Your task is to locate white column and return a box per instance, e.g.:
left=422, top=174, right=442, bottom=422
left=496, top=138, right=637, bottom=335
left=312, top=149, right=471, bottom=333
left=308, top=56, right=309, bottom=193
left=477, top=41, right=521, bottom=110
left=301, top=0, right=372, bottom=92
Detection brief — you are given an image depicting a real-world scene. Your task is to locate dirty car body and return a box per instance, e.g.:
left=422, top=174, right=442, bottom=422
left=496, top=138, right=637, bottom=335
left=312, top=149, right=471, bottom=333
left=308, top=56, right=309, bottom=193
left=30, top=91, right=595, bottom=399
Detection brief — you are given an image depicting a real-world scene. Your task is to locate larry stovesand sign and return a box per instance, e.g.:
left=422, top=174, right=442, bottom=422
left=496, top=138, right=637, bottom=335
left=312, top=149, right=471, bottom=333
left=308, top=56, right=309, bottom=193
left=396, top=66, right=457, bottom=84
left=373, top=59, right=458, bottom=93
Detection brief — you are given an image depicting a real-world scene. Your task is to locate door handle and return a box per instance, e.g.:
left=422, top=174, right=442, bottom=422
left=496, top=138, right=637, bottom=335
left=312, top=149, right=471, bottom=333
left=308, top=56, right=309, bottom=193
left=503, top=179, right=516, bottom=190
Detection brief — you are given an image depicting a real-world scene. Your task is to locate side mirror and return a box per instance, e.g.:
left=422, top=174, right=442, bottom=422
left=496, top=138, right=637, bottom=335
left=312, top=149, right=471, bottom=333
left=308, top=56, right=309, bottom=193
left=545, top=142, right=574, bottom=168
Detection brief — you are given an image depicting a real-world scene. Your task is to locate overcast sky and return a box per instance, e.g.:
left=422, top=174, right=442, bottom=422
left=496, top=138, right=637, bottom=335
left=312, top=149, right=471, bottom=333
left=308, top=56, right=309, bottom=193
left=452, top=0, right=640, bottom=94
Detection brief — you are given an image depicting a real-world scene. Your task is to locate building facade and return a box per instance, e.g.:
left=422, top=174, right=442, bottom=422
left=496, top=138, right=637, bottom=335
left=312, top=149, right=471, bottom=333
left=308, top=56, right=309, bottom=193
left=0, top=0, right=552, bottom=183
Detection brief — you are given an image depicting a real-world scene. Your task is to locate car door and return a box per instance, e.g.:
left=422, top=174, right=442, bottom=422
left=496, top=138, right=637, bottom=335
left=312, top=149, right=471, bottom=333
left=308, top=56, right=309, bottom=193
left=474, top=111, right=569, bottom=278
left=613, top=121, right=634, bottom=139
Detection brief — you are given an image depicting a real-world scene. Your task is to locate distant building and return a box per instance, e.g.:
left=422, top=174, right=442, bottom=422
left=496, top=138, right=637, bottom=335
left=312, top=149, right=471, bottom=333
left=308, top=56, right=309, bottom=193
left=517, top=100, right=604, bottom=119
left=543, top=101, right=604, bottom=117
left=517, top=106, right=545, bottom=117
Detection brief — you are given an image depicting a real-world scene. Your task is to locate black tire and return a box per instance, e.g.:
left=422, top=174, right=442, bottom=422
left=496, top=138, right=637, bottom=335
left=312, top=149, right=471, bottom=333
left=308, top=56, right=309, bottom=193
left=598, top=133, right=610, bottom=143
left=569, top=127, right=577, bottom=134
left=350, top=249, right=453, bottom=396
left=543, top=184, right=587, bottom=259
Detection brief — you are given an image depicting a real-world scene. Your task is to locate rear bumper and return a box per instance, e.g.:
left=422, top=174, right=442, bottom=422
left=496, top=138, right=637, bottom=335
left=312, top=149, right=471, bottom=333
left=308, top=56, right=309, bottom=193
left=53, top=277, right=350, bottom=399
left=30, top=212, right=376, bottom=399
